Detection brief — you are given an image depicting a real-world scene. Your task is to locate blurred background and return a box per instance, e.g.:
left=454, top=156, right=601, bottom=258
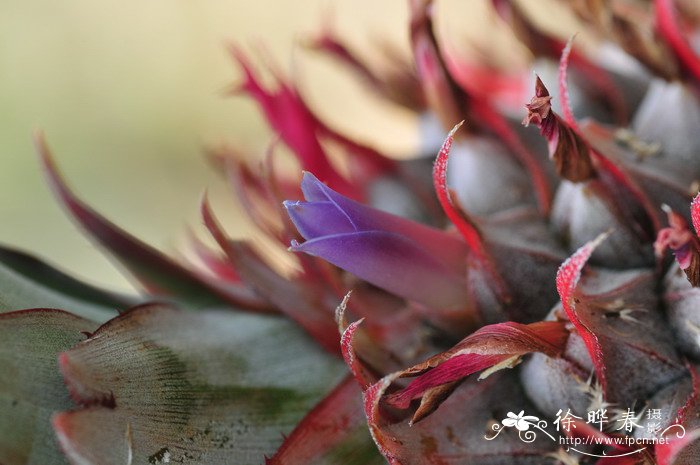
left=0, top=0, right=545, bottom=291
left=0, top=0, right=415, bottom=291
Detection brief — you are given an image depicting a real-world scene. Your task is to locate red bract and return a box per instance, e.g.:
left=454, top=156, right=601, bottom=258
left=383, top=321, right=569, bottom=420
left=230, top=47, right=396, bottom=199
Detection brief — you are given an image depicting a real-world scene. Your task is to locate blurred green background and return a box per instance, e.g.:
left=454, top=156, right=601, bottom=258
left=0, top=0, right=425, bottom=291
left=1, top=0, right=542, bottom=293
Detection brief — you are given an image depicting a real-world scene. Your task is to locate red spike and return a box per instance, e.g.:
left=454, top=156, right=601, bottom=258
left=340, top=317, right=374, bottom=390
left=656, top=0, right=700, bottom=83
left=432, top=122, right=481, bottom=252
left=556, top=233, right=610, bottom=393
left=433, top=123, right=510, bottom=300
left=558, top=36, right=579, bottom=130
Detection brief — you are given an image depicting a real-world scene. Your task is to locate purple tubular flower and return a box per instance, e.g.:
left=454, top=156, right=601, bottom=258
left=285, top=172, right=469, bottom=309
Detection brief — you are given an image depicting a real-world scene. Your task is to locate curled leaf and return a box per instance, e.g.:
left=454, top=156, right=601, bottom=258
left=382, top=320, right=568, bottom=423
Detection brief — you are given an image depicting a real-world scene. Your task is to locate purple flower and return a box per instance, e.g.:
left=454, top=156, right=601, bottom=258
left=284, top=172, right=469, bottom=309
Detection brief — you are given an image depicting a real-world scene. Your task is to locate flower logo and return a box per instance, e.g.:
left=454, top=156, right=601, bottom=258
left=486, top=410, right=554, bottom=443
left=501, top=411, right=540, bottom=431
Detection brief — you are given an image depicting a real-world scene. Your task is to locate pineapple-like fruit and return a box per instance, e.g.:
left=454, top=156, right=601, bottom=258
left=3, top=0, right=700, bottom=464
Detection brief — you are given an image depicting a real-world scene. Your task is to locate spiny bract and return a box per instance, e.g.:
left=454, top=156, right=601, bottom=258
left=3, top=1, right=700, bottom=464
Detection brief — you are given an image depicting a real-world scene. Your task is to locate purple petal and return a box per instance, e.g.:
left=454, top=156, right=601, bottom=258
left=297, top=172, right=467, bottom=271
left=291, top=230, right=468, bottom=309
left=300, top=171, right=332, bottom=201
left=284, top=200, right=356, bottom=240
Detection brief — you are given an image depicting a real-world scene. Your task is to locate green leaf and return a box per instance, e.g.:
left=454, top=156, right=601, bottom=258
left=0, top=245, right=131, bottom=322
left=0, top=309, right=95, bottom=465
left=54, top=304, right=347, bottom=464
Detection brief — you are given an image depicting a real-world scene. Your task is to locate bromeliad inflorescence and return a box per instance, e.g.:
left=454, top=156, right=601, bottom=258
left=3, top=1, right=700, bottom=464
